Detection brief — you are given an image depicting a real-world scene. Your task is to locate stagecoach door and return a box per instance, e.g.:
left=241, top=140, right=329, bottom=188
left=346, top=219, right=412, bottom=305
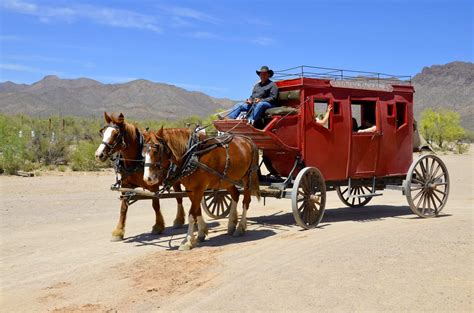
left=349, top=100, right=381, bottom=176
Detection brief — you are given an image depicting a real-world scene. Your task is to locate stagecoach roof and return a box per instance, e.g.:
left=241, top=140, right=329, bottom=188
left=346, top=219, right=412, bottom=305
left=273, top=65, right=412, bottom=86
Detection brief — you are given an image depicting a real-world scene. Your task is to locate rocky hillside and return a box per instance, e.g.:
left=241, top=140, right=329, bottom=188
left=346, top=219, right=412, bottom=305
left=0, top=75, right=234, bottom=120
left=413, top=61, right=473, bottom=130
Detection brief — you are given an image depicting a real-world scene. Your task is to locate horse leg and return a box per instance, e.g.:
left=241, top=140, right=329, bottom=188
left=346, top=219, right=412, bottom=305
left=172, top=183, right=185, bottom=228
left=151, top=198, right=165, bottom=234
left=196, top=214, right=208, bottom=242
left=111, top=198, right=129, bottom=241
left=227, top=186, right=240, bottom=235
left=179, top=191, right=202, bottom=251
left=234, top=189, right=251, bottom=237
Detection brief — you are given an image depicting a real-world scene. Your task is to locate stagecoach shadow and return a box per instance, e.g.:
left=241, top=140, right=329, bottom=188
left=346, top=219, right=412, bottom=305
left=323, top=205, right=414, bottom=223
left=393, top=213, right=452, bottom=220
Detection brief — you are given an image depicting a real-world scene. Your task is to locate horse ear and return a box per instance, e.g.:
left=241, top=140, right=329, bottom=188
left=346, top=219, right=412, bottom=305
left=104, top=112, right=112, bottom=123
left=157, top=125, right=164, bottom=137
left=116, top=112, right=125, bottom=125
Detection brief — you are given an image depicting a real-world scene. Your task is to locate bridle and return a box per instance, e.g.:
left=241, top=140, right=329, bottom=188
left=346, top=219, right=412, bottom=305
left=99, top=124, right=127, bottom=158
left=144, top=138, right=172, bottom=179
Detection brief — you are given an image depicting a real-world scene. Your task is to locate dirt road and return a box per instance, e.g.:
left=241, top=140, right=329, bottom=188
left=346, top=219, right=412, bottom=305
left=1, top=152, right=473, bottom=312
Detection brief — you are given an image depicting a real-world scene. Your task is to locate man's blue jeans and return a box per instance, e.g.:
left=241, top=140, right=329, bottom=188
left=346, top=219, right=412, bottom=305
left=227, top=101, right=274, bottom=122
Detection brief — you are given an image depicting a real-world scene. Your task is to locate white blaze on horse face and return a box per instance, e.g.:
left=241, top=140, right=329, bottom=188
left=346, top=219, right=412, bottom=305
left=95, top=127, right=114, bottom=158
left=143, top=151, right=152, bottom=181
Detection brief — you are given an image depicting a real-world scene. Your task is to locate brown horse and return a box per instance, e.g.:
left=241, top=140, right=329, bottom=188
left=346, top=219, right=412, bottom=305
left=95, top=112, right=186, bottom=241
left=143, top=127, right=260, bottom=250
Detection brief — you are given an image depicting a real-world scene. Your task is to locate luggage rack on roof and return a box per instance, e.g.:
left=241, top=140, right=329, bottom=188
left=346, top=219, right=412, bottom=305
left=273, top=65, right=412, bottom=85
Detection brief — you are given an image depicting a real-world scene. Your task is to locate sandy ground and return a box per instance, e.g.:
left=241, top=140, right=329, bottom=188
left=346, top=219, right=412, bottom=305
left=0, top=151, right=473, bottom=312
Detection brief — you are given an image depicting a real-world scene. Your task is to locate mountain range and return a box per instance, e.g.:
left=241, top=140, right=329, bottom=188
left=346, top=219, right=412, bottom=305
left=0, top=76, right=234, bottom=120
left=0, top=61, right=472, bottom=130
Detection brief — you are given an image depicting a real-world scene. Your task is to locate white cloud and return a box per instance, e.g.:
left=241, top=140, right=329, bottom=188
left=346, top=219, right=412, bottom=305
left=0, top=34, right=25, bottom=42
left=1, top=0, right=162, bottom=33
left=0, top=63, right=62, bottom=75
left=251, top=37, right=275, bottom=46
left=164, top=6, right=220, bottom=25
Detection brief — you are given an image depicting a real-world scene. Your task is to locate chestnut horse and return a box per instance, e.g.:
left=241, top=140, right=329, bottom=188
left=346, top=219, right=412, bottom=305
left=143, top=127, right=260, bottom=250
left=95, top=112, right=185, bottom=241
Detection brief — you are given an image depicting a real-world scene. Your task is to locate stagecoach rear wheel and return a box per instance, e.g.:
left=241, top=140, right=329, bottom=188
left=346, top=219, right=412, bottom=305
left=291, top=167, right=326, bottom=229
left=336, top=185, right=373, bottom=207
left=405, top=154, right=450, bottom=218
left=201, top=190, right=232, bottom=219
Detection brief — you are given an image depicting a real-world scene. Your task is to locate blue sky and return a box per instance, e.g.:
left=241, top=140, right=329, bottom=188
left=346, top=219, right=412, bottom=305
left=0, top=0, right=472, bottom=100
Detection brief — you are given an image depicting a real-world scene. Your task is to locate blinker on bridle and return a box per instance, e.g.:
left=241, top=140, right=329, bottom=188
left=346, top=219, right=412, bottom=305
left=144, top=139, right=170, bottom=177
left=99, top=124, right=127, bottom=157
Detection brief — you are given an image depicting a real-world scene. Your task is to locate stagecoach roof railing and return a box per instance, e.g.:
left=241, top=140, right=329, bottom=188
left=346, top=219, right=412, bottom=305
left=273, top=65, right=412, bottom=85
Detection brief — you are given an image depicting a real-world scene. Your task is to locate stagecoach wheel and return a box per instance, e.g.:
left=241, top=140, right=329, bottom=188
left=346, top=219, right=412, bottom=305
left=201, top=190, right=232, bottom=219
left=405, top=154, right=450, bottom=218
left=336, top=185, right=373, bottom=207
left=291, top=167, right=326, bottom=229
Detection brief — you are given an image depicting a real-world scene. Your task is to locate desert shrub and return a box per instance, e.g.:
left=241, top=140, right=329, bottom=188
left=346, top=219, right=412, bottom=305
left=420, top=108, right=466, bottom=152
left=70, top=140, right=108, bottom=171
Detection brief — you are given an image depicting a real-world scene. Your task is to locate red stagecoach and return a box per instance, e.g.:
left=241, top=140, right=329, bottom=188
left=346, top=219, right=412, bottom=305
left=114, top=66, right=450, bottom=230
left=204, top=66, right=450, bottom=228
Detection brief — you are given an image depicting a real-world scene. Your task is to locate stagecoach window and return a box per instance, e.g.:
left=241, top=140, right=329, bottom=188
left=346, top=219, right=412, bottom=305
left=387, top=103, right=394, bottom=117
left=351, top=101, right=377, bottom=133
left=313, top=99, right=330, bottom=129
left=333, top=102, right=341, bottom=115
left=396, top=102, right=407, bottom=129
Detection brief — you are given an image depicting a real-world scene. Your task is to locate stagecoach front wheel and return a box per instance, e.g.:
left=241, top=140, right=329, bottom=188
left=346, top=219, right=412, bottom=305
left=291, top=167, right=326, bottom=229
left=405, top=154, right=450, bottom=218
left=201, top=190, right=232, bottom=219
left=336, top=185, right=373, bottom=207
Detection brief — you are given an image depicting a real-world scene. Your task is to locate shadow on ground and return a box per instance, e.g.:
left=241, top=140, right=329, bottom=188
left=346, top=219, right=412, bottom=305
left=121, top=204, right=451, bottom=249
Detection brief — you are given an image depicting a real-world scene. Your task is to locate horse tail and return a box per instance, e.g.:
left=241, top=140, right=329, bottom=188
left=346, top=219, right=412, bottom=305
left=248, top=140, right=261, bottom=201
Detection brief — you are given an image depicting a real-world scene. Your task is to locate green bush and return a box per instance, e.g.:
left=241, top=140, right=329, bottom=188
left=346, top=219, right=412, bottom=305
left=70, top=140, right=107, bottom=171
left=420, top=108, right=467, bottom=152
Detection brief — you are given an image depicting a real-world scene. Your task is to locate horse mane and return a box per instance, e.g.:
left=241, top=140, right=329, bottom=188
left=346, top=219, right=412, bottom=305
left=162, top=128, right=191, bottom=159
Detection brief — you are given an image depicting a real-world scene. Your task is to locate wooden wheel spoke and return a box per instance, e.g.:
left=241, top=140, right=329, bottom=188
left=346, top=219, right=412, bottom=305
left=414, top=168, right=425, bottom=183
left=412, top=188, right=425, bottom=201
left=419, top=161, right=428, bottom=180
left=411, top=177, right=424, bottom=185
left=433, top=188, right=447, bottom=197
left=429, top=164, right=441, bottom=181
left=415, top=190, right=425, bottom=209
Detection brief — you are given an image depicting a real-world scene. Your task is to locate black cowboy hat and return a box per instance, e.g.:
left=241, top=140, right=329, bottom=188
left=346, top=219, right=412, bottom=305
left=256, top=65, right=274, bottom=77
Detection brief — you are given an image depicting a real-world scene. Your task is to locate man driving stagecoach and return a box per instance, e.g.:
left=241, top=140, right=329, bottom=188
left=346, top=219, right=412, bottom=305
left=226, top=66, right=279, bottom=124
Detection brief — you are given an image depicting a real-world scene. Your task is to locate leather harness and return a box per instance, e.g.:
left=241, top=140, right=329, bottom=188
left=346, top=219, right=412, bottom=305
left=145, top=130, right=259, bottom=193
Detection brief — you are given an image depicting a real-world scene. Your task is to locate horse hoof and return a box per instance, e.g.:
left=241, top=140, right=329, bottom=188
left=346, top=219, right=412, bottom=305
left=151, top=225, right=164, bottom=235
left=179, top=243, right=193, bottom=251
left=197, top=235, right=206, bottom=242
left=172, top=220, right=184, bottom=229
left=111, top=235, right=124, bottom=242
left=233, top=229, right=245, bottom=237
left=227, top=225, right=236, bottom=236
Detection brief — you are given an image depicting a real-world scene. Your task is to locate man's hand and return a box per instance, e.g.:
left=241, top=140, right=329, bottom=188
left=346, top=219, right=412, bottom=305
left=246, top=98, right=253, bottom=104
left=327, top=103, right=333, bottom=112
left=254, top=98, right=261, bottom=103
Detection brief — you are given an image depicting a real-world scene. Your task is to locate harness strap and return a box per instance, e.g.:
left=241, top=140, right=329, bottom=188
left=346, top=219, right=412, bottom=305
left=190, top=158, right=243, bottom=187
